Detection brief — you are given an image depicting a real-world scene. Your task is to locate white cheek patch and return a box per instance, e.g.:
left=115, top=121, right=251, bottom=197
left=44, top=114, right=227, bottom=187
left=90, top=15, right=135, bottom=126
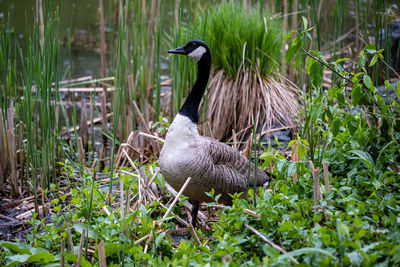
left=187, top=46, right=206, bottom=62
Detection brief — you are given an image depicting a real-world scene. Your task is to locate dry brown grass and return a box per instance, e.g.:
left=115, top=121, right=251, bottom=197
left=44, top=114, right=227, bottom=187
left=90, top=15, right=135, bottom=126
left=206, top=64, right=300, bottom=142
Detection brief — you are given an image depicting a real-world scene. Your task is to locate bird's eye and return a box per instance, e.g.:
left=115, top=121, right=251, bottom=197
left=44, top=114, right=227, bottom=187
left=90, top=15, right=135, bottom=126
left=191, top=43, right=197, bottom=48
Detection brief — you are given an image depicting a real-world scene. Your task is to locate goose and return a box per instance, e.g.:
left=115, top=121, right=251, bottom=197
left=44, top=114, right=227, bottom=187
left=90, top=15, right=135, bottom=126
left=159, top=40, right=269, bottom=227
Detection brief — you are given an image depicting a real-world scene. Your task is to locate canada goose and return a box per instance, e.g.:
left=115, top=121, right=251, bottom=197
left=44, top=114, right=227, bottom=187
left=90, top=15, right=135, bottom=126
left=159, top=40, right=269, bottom=227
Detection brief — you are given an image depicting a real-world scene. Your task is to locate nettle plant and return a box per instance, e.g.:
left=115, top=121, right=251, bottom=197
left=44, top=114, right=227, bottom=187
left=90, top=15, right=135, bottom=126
left=256, top=19, right=400, bottom=265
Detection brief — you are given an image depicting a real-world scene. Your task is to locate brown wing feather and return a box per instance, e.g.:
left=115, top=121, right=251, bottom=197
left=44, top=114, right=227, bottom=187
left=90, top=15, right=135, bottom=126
left=188, top=137, right=269, bottom=204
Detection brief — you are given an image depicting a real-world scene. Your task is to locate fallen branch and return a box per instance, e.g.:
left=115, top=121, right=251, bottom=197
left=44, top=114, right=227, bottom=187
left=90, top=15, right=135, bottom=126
left=164, top=183, right=207, bottom=221
left=163, top=177, right=192, bottom=220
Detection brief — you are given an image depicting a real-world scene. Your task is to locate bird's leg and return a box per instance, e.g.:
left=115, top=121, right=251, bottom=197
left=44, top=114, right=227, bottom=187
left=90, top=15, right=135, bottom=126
left=191, top=200, right=200, bottom=228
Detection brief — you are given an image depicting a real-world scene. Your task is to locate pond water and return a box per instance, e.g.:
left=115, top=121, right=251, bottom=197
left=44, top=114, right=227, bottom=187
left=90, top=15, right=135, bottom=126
left=0, top=0, right=109, bottom=78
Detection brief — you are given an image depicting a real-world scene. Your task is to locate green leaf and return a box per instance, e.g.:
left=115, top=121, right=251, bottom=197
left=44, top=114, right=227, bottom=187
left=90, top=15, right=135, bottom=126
left=310, top=61, right=323, bottom=88
left=285, top=38, right=303, bottom=64
left=331, top=119, right=341, bottom=137
left=27, top=251, right=55, bottom=263
left=369, top=54, right=378, bottom=67
left=0, top=241, right=32, bottom=254
left=283, top=30, right=296, bottom=42
left=336, top=58, right=351, bottom=63
left=5, top=254, right=30, bottom=266
left=73, top=223, right=99, bottom=240
left=363, top=74, right=372, bottom=89
left=276, top=247, right=335, bottom=262
left=348, top=150, right=375, bottom=173
left=309, top=102, right=324, bottom=124
left=302, top=16, right=308, bottom=30
left=64, top=253, right=92, bottom=267
left=351, top=83, right=362, bottom=106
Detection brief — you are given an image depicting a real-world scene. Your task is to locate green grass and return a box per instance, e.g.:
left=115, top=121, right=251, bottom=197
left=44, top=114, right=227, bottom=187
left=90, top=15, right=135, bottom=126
left=189, top=2, right=282, bottom=78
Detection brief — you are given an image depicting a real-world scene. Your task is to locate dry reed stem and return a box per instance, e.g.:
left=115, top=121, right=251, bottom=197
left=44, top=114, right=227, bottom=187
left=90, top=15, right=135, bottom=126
left=188, top=223, right=201, bottom=245
left=61, top=238, right=65, bottom=267
left=80, top=99, right=88, bottom=150
left=282, top=0, right=288, bottom=76
left=164, top=183, right=207, bottom=221
left=147, top=168, right=160, bottom=186
left=163, top=177, right=192, bottom=220
left=207, top=68, right=299, bottom=142
left=245, top=224, right=299, bottom=264
left=67, top=223, right=74, bottom=253
left=0, top=112, right=7, bottom=192
left=101, top=206, right=111, bottom=216
left=309, top=161, right=322, bottom=208
left=144, top=221, right=156, bottom=254
left=16, top=205, right=44, bottom=220
left=115, top=132, right=136, bottom=166
left=76, top=228, right=86, bottom=267
left=78, top=137, right=86, bottom=166
left=58, top=87, right=114, bottom=93
left=120, top=178, right=124, bottom=219
left=322, top=161, right=331, bottom=205
left=99, top=0, right=107, bottom=79
left=243, top=209, right=260, bottom=218
left=159, top=203, right=189, bottom=227
left=289, top=0, right=298, bottom=81
left=138, top=132, right=164, bottom=142
left=7, top=129, right=19, bottom=197
left=98, top=240, right=106, bottom=267
left=291, top=141, right=299, bottom=183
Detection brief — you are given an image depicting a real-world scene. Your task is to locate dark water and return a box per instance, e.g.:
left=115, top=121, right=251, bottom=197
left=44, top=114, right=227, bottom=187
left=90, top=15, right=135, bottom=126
left=0, top=0, right=104, bottom=77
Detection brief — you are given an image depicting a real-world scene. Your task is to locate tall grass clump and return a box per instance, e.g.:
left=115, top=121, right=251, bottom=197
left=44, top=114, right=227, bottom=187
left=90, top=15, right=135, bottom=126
left=19, top=3, right=62, bottom=197
left=0, top=1, right=64, bottom=208
left=173, top=2, right=300, bottom=141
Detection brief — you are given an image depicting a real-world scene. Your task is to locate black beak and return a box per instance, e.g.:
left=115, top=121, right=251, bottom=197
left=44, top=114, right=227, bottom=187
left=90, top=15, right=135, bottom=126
left=168, top=45, right=186, bottom=55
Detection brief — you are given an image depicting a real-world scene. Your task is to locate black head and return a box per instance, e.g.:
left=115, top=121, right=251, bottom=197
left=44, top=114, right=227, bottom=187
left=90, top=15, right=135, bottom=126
left=168, top=40, right=210, bottom=62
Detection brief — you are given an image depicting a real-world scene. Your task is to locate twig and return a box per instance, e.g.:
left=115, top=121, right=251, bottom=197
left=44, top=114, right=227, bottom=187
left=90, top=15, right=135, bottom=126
left=0, top=214, right=19, bottom=222
left=301, top=47, right=353, bottom=85
left=162, top=177, right=192, bottom=220
left=147, top=168, right=160, bottom=186
left=134, top=230, right=162, bottom=245
left=138, top=132, right=164, bottom=143
left=244, top=224, right=299, bottom=264
left=159, top=203, right=189, bottom=227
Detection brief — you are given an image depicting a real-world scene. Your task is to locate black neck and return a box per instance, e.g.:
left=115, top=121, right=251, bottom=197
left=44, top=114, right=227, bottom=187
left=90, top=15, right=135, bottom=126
left=179, top=54, right=211, bottom=124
